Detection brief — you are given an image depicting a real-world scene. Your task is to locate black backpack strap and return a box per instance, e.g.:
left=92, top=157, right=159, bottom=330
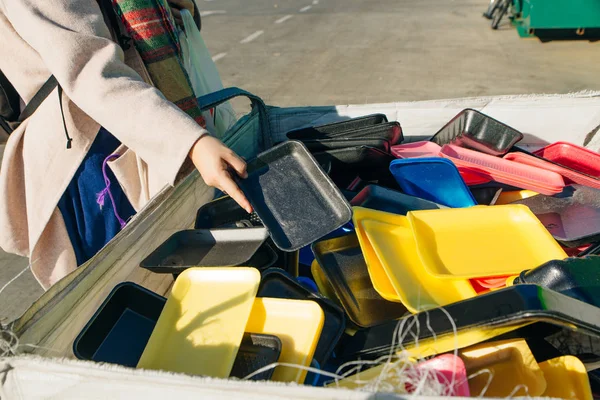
left=17, top=75, right=58, bottom=123
left=98, top=0, right=130, bottom=49
left=0, top=70, right=20, bottom=122
left=16, top=75, right=73, bottom=149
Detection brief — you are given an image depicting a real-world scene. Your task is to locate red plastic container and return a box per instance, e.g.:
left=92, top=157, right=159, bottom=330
left=440, top=144, right=565, bottom=195
left=562, top=245, right=590, bottom=257
left=456, top=167, right=491, bottom=186
left=533, top=142, right=600, bottom=178
left=472, top=276, right=510, bottom=290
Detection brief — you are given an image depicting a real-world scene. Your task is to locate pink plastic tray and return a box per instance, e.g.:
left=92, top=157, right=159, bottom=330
left=391, top=141, right=441, bottom=158
left=533, top=141, right=600, bottom=178
left=391, top=142, right=491, bottom=185
left=504, top=152, right=600, bottom=190
left=406, top=354, right=470, bottom=397
left=440, top=144, right=565, bottom=195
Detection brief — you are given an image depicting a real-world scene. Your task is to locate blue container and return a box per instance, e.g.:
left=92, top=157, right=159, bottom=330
left=389, top=158, right=476, bottom=208
left=350, top=184, right=444, bottom=214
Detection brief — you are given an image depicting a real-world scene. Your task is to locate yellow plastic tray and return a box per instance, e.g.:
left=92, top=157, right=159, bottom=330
left=245, top=297, right=324, bottom=383
left=137, top=267, right=260, bottom=378
left=363, top=217, right=476, bottom=313
left=310, top=259, right=340, bottom=305
left=539, top=356, right=593, bottom=400
left=353, top=207, right=476, bottom=313
left=353, top=207, right=401, bottom=301
left=408, top=205, right=568, bottom=279
left=459, top=338, right=546, bottom=397
left=495, top=190, right=539, bottom=205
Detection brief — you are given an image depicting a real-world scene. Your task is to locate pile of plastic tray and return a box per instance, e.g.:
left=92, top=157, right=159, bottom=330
left=72, top=110, right=600, bottom=398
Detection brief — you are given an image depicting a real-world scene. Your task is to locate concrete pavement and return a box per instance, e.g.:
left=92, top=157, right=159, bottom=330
left=2, top=0, right=600, bottom=323
left=201, top=0, right=600, bottom=106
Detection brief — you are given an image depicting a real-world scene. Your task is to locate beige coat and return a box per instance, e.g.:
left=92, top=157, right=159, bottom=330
left=0, top=0, right=209, bottom=289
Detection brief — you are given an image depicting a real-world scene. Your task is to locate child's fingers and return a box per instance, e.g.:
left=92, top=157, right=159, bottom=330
left=219, top=173, right=252, bottom=213
left=224, top=151, right=248, bottom=179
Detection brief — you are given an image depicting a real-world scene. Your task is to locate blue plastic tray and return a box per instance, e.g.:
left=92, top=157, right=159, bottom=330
left=350, top=184, right=444, bottom=214
left=389, top=158, right=476, bottom=208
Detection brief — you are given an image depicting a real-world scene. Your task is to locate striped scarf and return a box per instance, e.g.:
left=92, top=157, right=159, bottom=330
left=112, top=0, right=206, bottom=127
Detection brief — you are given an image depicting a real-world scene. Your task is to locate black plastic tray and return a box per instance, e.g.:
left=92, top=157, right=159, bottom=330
left=304, top=138, right=390, bottom=153
left=73, top=282, right=165, bottom=367
left=468, top=181, right=524, bottom=192
left=513, top=185, right=600, bottom=247
left=350, top=185, right=443, bottom=215
left=229, top=333, right=282, bottom=381
left=74, top=282, right=283, bottom=380
left=286, top=114, right=388, bottom=140
left=312, top=232, right=407, bottom=328
left=470, top=187, right=503, bottom=205
left=140, top=228, right=269, bottom=273
left=195, top=195, right=262, bottom=229
left=341, top=190, right=359, bottom=202
left=430, top=109, right=524, bottom=156
left=338, top=284, right=600, bottom=362
left=246, top=240, right=279, bottom=271
left=237, top=141, right=352, bottom=252
left=257, top=268, right=346, bottom=365
left=313, top=146, right=396, bottom=188
left=294, top=122, right=402, bottom=145
left=195, top=195, right=298, bottom=274
left=514, top=256, right=600, bottom=307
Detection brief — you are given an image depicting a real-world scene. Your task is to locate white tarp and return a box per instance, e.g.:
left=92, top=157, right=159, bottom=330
left=0, top=356, right=547, bottom=400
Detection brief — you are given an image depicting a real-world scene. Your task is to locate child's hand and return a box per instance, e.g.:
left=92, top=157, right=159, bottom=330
left=189, top=135, right=253, bottom=213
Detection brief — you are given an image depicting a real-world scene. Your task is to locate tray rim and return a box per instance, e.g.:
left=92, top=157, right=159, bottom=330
left=352, top=208, right=402, bottom=302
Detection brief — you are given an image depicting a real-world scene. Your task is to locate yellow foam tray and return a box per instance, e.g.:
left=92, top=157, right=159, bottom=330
left=333, top=321, right=534, bottom=390
left=137, top=267, right=260, bottom=378
left=246, top=297, right=324, bottom=384
left=408, top=205, right=567, bottom=279
left=539, top=356, right=593, bottom=400
left=353, top=207, right=476, bottom=313
left=495, top=190, right=539, bottom=205
left=353, top=207, right=401, bottom=301
left=459, top=338, right=546, bottom=397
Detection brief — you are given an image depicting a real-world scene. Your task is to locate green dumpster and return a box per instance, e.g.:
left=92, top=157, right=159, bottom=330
left=512, top=0, right=600, bottom=38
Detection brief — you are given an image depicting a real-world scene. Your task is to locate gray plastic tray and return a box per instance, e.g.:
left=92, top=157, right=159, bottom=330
left=237, top=141, right=352, bottom=251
